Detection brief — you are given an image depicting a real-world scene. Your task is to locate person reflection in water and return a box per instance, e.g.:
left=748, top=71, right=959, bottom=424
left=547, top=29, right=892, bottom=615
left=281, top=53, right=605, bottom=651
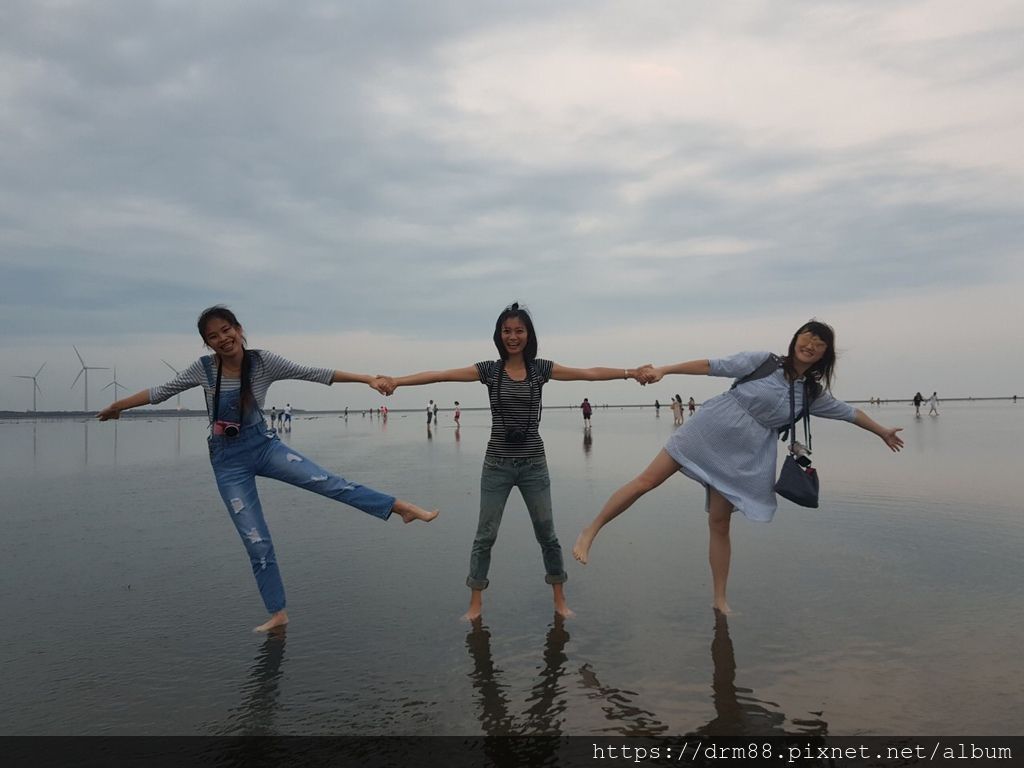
left=580, top=613, right=829, bottom=740
left=466, top=617, right=571, bottom=736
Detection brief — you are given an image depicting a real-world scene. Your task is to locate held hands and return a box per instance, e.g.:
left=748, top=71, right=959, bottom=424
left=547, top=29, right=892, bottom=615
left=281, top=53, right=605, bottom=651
left=370, top=375, right=397, bottom=396
left=634, top=364, right=662, bottom=385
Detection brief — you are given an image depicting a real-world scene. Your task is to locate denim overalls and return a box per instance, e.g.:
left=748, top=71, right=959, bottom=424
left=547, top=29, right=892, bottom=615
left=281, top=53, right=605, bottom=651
left=203, top=358, right=395, bottom=614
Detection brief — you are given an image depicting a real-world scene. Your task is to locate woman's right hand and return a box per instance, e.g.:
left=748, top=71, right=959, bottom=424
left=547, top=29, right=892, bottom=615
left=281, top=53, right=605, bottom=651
left=96, top=404, right=121, bottom=421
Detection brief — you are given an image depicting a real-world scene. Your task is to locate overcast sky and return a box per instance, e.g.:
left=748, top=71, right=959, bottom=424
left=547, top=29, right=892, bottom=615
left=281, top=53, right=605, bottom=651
left=2, top=1, right=1022, bottom=412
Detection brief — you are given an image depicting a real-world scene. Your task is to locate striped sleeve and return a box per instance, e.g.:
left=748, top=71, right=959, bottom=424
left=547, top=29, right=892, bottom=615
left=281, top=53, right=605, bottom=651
left=255, top=351, right=335, bottom=386
left=149, top=359, right=207, bottom=405
left=534, top=358, right=553, bottom=382
left=476, top=361, right=496, bottom=385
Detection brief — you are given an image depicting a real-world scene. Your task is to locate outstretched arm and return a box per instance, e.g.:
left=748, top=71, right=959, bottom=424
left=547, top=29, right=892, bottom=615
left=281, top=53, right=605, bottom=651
left=97, top=389, right=152, bottom=421
left=382, top=365, right=480, bottom=394
left=640, top=359, right=711, bottom=385
left=852, top=409, right=904, bottom=452
left=550, top=364, right=652, bottom=383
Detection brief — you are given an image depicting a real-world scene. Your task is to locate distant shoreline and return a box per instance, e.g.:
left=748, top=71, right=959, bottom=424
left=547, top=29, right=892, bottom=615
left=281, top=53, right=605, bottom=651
left=0, top=396, right=1017, bottom=421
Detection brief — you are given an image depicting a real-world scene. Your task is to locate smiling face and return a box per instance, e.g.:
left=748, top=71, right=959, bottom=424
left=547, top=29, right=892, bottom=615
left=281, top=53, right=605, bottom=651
left=203, top=316, right=245, bottom=362
left=492, top=303, right=538, bottom=360
left=793, top=330, right=829, bottom=368
left=785, top=320, right=837, bottom=387
left=500, top=317, right=529, bottom=358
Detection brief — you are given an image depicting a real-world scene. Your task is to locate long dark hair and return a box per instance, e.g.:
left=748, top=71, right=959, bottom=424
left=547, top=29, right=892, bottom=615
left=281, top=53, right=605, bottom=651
left=197, top=305, right=256, bottom=413
left=492, top=302, right=538, bottom=361
left=783, top=319, right=837, bottom=391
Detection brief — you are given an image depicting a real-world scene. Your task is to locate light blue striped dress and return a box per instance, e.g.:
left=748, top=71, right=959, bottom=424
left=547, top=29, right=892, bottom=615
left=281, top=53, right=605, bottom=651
left=664, top=351, right=856, bottom=522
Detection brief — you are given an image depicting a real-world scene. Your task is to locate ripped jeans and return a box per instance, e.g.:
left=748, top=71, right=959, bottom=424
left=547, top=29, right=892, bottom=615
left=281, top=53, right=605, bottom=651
left=209, top=423, right=395, bottom=613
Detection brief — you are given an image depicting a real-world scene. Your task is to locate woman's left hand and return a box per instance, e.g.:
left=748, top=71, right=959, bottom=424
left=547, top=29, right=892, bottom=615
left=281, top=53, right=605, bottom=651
left=880, top=427, right=904, bottom=452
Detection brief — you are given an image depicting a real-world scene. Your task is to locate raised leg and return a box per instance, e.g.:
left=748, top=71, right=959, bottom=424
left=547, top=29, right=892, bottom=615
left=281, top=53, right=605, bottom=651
left=573, top=449, right=681, bottom=564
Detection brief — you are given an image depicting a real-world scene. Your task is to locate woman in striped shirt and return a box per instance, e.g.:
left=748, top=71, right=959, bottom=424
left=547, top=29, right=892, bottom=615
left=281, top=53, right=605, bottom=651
left=97, top=305, right=437, bottom=633
left=381, top=302, right=648, bottom=622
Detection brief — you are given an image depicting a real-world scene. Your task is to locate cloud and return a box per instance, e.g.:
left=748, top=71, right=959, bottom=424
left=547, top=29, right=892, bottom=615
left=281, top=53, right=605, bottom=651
left=1, top=1, right=1021, bottom=409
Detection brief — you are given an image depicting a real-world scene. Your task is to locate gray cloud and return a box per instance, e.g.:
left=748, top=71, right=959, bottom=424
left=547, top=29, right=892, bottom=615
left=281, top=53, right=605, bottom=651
left=2, top=1, right=1022, bottom=409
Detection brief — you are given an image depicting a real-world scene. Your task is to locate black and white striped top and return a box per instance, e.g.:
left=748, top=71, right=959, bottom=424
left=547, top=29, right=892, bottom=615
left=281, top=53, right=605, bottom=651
left=149, top=350, right=334, bottom=422
left=476, top=358, right=553, bottom=458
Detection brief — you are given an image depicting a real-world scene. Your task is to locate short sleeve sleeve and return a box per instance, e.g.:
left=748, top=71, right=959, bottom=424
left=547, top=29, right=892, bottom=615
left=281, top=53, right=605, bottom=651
left=810, top=390, right=857, bottom=422
left=533, top=359, right=553, bottom=383
left=708, top=351, right=773, bottom=379
left=476, top=361, right=495, bottom=385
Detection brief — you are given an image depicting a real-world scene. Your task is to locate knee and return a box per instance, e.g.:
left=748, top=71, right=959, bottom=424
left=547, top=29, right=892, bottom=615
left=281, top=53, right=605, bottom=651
left=239, top=527, right=274, bottom=558
left=473, top=526, right=499, bottom=549
left=708, top=515, right=731, bottom=537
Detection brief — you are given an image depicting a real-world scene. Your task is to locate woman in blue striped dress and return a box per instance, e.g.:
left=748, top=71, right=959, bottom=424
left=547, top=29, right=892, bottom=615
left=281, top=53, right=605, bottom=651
left=573, top=320, right=904, bottom=615
left=97, top=306, right=437, bottom=633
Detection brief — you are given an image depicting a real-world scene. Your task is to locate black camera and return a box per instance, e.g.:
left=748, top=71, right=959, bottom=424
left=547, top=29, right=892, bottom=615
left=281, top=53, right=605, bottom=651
left=505, top=427, right=528, bottom=444
left=214, top=420, right=241, bottom=437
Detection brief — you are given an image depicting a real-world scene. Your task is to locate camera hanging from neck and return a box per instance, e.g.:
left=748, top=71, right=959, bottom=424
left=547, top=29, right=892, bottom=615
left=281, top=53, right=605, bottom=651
left=495, top=359, right=541, bottom=444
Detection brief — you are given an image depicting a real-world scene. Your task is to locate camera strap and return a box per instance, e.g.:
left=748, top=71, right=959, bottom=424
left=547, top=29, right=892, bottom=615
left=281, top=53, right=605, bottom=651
left=211, top=350, right=252, bottom=425
left=212, top=358, right=225, bottom=424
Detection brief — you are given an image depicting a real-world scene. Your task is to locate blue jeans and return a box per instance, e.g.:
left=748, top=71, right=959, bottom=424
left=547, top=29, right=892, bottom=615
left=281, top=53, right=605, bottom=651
left=209, top=423, right=395, bottom=613
left=467, top=455, right=567, bottom=590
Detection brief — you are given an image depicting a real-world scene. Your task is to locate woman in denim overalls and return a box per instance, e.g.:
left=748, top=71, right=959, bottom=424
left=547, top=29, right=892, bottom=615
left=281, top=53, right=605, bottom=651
left=379, top=302, right=649, bottom=622
left=98, top=306, right=438, bottom=632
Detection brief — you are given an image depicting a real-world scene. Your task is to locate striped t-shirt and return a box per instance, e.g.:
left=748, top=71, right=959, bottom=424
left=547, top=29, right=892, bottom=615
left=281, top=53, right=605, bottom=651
left=149, top=350, right=334, bottom=423
left=476, top=358, right=553, bottom=458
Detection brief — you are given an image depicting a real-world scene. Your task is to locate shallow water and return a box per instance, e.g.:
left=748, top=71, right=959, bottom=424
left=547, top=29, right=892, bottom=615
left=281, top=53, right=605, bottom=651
left=1, top=403, right=1021, bottom=735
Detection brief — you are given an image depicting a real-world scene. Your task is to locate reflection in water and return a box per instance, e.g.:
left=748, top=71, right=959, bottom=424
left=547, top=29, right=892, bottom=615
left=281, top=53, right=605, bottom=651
left=218, top=628, right=287, bottom=735
left=466, top=618, right=570, bottom=765
left=581, top=612, right=829, bottom=739
left=466, top=617, right=570, bottom=735
left=578, top=664, right=670, bottom=737
left=582, top=429, right=592, bottom=455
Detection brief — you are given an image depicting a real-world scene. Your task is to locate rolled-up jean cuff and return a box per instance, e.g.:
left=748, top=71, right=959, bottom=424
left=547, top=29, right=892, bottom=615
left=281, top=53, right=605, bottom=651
left=544, top=572, right=568, bottom=585
left=466, top=576, right=489, bottom=590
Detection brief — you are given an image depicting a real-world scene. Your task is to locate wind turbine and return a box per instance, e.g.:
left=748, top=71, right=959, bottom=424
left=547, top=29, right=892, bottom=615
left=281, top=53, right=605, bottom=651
left=71, top=345, right=108, bottom=411
left=102, top=367, right=130, bottom=399
left=162, top=359, right=183, bottom=410
left=14, top=362, right=46, bottom=411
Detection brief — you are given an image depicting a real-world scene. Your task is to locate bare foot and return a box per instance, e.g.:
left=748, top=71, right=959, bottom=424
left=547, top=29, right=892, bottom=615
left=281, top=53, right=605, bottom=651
left=553, top=583, right=574, bottom=619
left=392, top=499, right=439, bottom=524
left=712, top=600, right=732, bottom=616
left=254, top=609, right=289, bottom=633
left=573, top=527, right=595, bottom=564
left=461, top=591, right=483, bottom=622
